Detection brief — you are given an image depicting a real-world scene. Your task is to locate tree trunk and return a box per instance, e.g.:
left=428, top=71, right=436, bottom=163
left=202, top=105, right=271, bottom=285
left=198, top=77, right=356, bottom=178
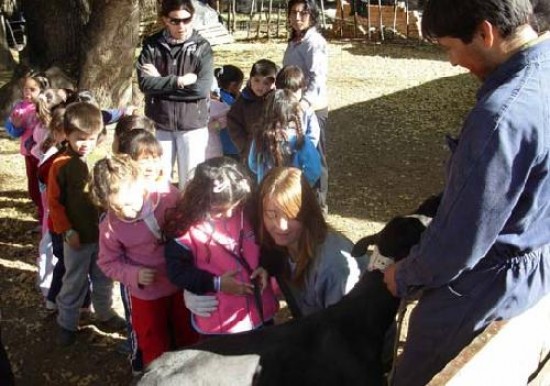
left=79, top=0, right=138, bottom=107
left=0, top=13, right=16, bottom=70
left=20, top=0, right=89, bottom=75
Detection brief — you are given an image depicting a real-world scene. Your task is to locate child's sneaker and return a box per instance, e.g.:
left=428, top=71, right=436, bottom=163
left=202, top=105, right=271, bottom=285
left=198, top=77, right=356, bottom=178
left=96, top=314, right=127, bottom=333
left=57, top=327, right=77, bottom=347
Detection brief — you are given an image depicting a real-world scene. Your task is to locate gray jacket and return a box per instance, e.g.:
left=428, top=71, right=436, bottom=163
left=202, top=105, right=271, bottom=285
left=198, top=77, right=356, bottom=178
left=285, top=231, right=368, bottom=316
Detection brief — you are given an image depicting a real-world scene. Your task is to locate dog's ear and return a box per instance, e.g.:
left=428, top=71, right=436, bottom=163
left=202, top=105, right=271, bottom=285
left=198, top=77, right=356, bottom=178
left=351, top=234, right=379, bottom=257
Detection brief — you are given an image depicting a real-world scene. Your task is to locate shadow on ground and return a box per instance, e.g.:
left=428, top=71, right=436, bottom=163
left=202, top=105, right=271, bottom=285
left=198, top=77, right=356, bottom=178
left=327, top=72, right=478, bottom=222
left=333, top=39, right=447, bottom=61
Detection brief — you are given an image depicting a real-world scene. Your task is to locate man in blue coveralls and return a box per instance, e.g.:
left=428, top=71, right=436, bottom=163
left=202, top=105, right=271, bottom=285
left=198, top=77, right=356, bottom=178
left=383, top=0, right=550, bottom=384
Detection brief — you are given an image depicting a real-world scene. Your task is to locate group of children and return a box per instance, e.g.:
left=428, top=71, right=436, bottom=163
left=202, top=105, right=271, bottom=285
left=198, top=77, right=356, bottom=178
left=212, top=59, right=323, bottom=190
left=3, top=59, right=326, bottom=375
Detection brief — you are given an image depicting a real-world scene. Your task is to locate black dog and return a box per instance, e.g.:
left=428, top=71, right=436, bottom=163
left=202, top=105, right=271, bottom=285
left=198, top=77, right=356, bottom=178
left=141, top=196, right=440, bottom=386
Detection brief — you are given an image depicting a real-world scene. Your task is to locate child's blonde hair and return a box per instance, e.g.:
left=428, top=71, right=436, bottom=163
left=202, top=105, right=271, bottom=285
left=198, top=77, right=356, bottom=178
left=90, top=154, right=140, bottom=210
left=36, top=88, right=67, bottom=128
left=40, top=106, right=66, bottom=153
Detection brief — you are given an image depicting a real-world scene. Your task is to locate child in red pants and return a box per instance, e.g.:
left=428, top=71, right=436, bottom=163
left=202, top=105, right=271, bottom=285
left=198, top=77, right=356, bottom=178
left=91, top=155, right=198, bottom=367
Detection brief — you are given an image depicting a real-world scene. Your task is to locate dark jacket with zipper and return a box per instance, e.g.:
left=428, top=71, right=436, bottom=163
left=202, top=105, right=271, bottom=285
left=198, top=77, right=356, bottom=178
left=227, top=85, right=272, bottom=159
left=137, top=29, right=213, bottom=132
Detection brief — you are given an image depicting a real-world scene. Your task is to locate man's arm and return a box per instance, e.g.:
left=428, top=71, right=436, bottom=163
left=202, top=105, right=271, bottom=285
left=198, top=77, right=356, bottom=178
left=395, top=110, right=537, bottom=296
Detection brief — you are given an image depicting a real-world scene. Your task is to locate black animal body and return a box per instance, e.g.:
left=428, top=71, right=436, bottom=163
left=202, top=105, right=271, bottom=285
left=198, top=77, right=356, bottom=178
left=141, top=196, right=440, bottom=386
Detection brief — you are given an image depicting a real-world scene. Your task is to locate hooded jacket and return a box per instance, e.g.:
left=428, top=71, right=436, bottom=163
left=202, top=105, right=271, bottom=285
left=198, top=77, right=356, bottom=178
left=226, top=85, right=272, bottom=159
left=137, top=29, right=213, bottom=132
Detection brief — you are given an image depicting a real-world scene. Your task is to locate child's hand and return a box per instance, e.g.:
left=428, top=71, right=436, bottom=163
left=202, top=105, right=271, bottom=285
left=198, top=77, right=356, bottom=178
left=220, top=269, right=254, bottom=296
left=250, top=267, right=268, bottom=292
left=65, top=230, right=81, bottom=250
left=208, top=116, right=227, bottom=131
left=10, top=110, right=23, bottom=127
left=138, top=267, right=157, bottom=286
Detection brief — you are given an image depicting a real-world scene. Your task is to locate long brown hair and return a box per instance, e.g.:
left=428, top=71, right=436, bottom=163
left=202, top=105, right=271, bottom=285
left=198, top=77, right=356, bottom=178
left=257, top=167, right=327, bottom=285
left=253, top=89, right=305, bottom=168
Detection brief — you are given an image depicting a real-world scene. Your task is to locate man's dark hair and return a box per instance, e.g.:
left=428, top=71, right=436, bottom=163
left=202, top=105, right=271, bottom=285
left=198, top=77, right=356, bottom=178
left=422, top=0, right=533, bottom=43
left=531, top=0, right=550, bottom=32
left=160, top=0, right=194, bottom=17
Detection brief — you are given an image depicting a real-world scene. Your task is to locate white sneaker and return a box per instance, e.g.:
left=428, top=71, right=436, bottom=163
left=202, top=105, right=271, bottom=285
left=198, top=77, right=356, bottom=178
left=45, top=300, right=57, bottom=311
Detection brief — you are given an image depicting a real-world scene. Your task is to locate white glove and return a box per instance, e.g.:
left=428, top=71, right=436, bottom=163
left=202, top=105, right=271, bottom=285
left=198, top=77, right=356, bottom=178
left=183, top=290, right=219, bottom=317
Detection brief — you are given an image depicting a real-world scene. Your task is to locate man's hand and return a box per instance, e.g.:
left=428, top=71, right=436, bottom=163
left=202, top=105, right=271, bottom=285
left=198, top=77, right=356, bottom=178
left=383, top=263, right=399, bottom=297
left=141, top=63, right=161, bottom=77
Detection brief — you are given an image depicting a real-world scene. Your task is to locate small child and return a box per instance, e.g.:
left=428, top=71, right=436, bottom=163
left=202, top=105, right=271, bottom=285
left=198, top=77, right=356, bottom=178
left=276, top=65, right=326, bottom=207
left=112, top=116, right=158, bottom=372
left=113, top=115, right=156, bottom=154
left=47, top=102, right=123, bottom=346
left=38, top=106, right=68, bottom=306
left=227, top=59, right=278, bottom=161
left=209, top=65, right=244, bottom=159
left=164, top=157, right=278, bottom=336
left=91, top=155, right=198, bottom=367
left=275, top=65, right=320, bottom=148
left=248, top=89, right=322, bottom=186
left=39, top=106, right=92, bottom=311
left=5, top=71, right=49, bottom=225
left=118, top=129, right=164, bottom=185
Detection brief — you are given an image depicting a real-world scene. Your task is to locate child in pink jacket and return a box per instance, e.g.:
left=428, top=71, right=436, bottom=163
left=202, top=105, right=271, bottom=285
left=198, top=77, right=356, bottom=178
left=91, top=155, right=198, bottom=367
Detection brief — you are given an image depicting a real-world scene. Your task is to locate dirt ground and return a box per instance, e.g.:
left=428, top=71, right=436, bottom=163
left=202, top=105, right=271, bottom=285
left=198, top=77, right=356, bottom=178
left=0, top=40, right=478, bottom=385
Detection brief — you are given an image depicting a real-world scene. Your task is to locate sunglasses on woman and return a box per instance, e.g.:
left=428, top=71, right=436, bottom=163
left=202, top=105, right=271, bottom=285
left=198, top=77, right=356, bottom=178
left=168, top=17, right=192, bottom=25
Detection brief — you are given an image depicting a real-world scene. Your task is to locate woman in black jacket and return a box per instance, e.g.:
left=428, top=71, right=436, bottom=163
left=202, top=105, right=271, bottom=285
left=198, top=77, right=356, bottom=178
left=137, top=0, right=214, bottom=188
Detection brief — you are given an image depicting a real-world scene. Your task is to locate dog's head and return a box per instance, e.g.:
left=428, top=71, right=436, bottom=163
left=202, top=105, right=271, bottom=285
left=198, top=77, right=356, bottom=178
left=351, top=214, right=431, bottom=270
left=351, top=194, right=440, bottom=269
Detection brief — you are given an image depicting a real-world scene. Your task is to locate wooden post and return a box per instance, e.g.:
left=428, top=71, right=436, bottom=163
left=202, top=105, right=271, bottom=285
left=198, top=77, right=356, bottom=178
left=276, top=5, right=281, bottom=37
left=226, top=0, right=231, bottom=32
left=319, top=0, right=326, bottom=29
left=256, top=0, right=265, bottom=39
left=338, top=0, right=344, bottom=38
left=392, top=0, right=398, bottom=35
left=248, top=0, right=256, bottom=38
left=231, top=0, right=236, bottom=33
left=267, top=0, right=273, bottom=40
left=353, top=0, right=359, bottom=38
left=367, top=0, right=372, bottom=41
left=378, top=0, right=384, bottom=41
